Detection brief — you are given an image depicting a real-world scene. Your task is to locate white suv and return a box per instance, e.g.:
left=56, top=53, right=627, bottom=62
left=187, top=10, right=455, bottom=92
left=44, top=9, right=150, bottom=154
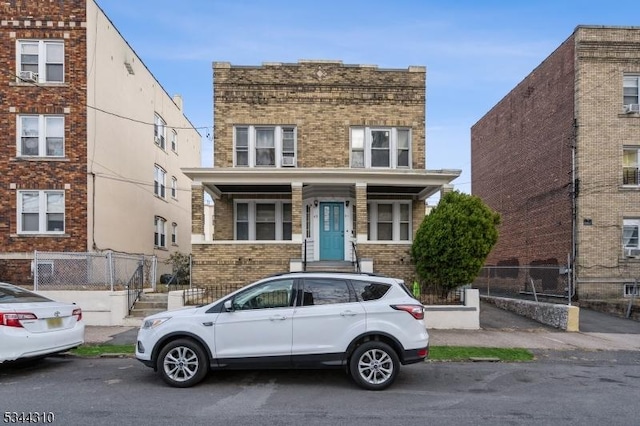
left=136, top=272, right=429, bottom=390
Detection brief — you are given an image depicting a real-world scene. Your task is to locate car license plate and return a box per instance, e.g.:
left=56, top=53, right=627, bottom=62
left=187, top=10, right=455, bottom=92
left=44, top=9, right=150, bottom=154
left=46, top=317, right=63, bottom=329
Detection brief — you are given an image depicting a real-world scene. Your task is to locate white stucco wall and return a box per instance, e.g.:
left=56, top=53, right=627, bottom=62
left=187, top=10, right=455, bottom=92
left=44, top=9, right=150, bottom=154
left=86, top=1, right=201, bottom=265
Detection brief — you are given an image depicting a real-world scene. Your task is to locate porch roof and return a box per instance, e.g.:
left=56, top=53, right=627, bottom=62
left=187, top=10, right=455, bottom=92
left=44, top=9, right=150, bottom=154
left=182, top=167, right=461, bottom=200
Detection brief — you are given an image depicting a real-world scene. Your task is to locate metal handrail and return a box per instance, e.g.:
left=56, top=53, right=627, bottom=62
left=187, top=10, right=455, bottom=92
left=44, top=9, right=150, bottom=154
left=303, top=239, right=307, bottom=271
left=126, top=264, right=144, bottom=314
left=351, top=241, right=361, bottom=273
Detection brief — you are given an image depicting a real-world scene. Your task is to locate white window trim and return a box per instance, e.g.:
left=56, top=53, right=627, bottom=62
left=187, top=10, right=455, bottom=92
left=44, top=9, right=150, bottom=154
left=171, top=130, right=178, bottom=153
left=154, top=165, right=166, bottom=199
left=17, top=114, right=65, bottom=158
left=16, top=40, right=64, bottom=83
left=171, top=222, right=178, bottom=245
left=17, top=190, right=65, bottom=235
left=234, top=200, right=292, bottom=241
left=171, top=176, right=178, bottom=199
left=154, top=114, right=166, bottom=149
left=234, top=125, right=297, bottom=167
left=367, top=201, right=412, bottom=242
left=350, top=127, right=411, bottom=169
left=623, top=75, right=640, bottom=107
left=154, top=216, right=167, bottom=248
left=623, top=147, right=640, bottom=186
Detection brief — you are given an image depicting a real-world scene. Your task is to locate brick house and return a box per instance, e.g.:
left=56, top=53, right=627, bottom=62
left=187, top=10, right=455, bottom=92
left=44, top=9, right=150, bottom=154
left=0, top=0, right=200, bottom=285
left=471, top=25, right=640, bottom=302
left=184, top=60, right=460, bottom=287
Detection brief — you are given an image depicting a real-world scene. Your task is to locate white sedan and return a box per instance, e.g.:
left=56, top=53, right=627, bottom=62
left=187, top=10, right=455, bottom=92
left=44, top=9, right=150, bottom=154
left=0, top=282, right=85, bottom=363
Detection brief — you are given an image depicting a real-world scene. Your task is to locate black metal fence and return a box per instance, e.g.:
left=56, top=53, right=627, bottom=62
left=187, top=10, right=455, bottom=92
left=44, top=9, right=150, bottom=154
left=183, top=285, right=244, bottom=306
left=183, top=283, right=464, bottom=306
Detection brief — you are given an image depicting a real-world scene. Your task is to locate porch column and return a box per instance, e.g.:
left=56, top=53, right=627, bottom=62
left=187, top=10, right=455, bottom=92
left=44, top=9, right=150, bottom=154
left=191, top=182, right=205, bottom=242
left=291, top=182, right=303, bottom=243
left=355, top=182, right=367, bottom=243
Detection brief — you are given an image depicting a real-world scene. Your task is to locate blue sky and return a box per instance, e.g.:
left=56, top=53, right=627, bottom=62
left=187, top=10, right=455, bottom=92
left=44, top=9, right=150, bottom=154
left=96, top=0, right=635, bottom=199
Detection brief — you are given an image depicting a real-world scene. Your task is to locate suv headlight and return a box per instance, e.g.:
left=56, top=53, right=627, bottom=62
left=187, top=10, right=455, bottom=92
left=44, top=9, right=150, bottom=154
left=142, top=317, right=171, bottom=329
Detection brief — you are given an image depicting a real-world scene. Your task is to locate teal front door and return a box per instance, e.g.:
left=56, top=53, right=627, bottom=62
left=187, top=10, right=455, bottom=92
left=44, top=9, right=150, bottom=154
left=319, top=202, right=344, bottom=260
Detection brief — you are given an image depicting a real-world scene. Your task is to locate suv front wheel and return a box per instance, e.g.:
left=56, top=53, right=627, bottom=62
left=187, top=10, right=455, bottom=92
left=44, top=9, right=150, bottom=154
left=349, top=341, right=399, bottom=391
left=157, top=338, right=209, bottom=388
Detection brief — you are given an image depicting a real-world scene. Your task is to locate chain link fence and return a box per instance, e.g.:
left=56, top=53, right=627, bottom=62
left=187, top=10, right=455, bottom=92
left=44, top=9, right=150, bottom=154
left=33, top=251, right=157, bottom=291
left=473, top=265, right=572, bottom=303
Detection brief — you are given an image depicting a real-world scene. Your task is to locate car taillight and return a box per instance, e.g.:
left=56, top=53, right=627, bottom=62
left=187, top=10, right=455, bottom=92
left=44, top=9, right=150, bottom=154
left=72, top=308, right=82, bottom=322
left=0, top=312, right=38, bottom=327
left=391, top=304, right=424, bottom=320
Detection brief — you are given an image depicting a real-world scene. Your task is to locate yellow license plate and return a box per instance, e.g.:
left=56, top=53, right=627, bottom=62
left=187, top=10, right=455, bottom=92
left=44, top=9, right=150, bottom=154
left=46, top=317, right=63, bottom=329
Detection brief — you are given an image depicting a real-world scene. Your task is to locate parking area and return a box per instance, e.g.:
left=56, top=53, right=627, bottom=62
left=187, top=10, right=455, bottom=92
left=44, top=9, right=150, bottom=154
left=480, top=300, right=639, bottom=334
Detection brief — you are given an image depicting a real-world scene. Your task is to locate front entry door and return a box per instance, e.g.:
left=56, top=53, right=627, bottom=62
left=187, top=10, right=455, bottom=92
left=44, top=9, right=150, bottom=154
left=319, top=202, right=344, bottom=260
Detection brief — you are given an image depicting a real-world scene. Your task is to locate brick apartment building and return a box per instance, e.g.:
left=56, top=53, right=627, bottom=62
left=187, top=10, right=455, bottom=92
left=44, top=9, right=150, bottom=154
left=0, top=0, right=200, bottom=285
left=184, top=60, right=460, bottom=287
left=471, top=25, right=640, bottom=302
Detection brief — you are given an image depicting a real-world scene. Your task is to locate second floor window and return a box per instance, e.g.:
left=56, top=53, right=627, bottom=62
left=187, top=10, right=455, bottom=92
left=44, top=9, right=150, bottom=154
left=154, top=165, right=166, bottom=198
left=623, top=147, right=640, bottom=185
left=351, top=127, right=411, bottom=169
left=18, top=40, right=64, bottom=83
left=154, top=114, right=166, bottom=149
left=234, top=126, right=297, bottom=167
left=18, top=190, right=65, bottom=234
left=18, top=115, right=64, bottom=157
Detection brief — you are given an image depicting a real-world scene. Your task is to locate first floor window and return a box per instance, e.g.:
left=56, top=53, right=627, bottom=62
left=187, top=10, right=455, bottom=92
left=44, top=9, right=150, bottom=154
left=171, top=176, right=178, bottom=199
left=351, top=127, right=411, bottom=169
left=18, top=115, right=64, bottom=157
left=18, top=40, right=64, bottom=83
left=171, top=222, right=178, bottom=245
left=235, top=201, right=292, bottom=241
left=18, top=190, right=65, bottom=234
left=154, top=216, right=166, bottom=248
left=623, top=147, right=639, bottom=185
left=367, top=201, right=412, bottom=241
left=623, top=218, right=640, bottom=258
left=154, top=165, right=166, bottom=198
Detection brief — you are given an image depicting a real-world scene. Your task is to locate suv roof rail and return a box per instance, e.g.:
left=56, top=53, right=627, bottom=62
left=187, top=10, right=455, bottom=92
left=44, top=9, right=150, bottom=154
left=267, top=271, right=390, bottom=278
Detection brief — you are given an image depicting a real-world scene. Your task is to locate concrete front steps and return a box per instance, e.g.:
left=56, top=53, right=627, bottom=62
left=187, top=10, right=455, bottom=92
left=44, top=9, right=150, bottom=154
left=303, top=261, right=357, bottom=273
left=123, top=291, right=169, bottom=326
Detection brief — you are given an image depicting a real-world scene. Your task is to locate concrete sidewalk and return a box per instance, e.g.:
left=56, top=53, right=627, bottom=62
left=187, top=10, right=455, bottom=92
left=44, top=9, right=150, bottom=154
left=84, top=325, right=640, bottom=351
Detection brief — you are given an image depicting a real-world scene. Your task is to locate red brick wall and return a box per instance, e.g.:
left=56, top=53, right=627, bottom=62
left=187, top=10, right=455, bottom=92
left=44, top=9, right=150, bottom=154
left=0, top=1, right=88, bottom=283
left=471, top=35, right=575, bottom=267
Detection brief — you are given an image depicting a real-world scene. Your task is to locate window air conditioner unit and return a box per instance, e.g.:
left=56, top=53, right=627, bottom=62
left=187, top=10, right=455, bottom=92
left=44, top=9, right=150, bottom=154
left=19, top=71, right=38, bottom=82
left=282, top=154, right=296, bottom=167
left=623, top=104, right=640, bottom=114
left=625, top=247, right=640, bottom=258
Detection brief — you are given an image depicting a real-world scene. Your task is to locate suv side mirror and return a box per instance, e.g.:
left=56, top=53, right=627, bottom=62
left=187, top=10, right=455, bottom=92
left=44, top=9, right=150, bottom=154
left=224, top=299, right=234, bottom=312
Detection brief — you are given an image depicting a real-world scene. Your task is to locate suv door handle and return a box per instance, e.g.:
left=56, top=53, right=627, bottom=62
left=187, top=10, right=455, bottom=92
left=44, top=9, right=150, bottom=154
left=340, top=311, right=357, bottom=317
left=270, top=315, right=287, bottom=321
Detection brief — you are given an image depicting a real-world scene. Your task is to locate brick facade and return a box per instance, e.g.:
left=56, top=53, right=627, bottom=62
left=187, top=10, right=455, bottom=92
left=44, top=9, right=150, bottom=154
left=472, top=26, right=640, bottom=297
left=188, top=60, right=459, bottom=287
left=0, top=1, right=88, bottom=284
left=213, top=61, right=426, bottom=169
